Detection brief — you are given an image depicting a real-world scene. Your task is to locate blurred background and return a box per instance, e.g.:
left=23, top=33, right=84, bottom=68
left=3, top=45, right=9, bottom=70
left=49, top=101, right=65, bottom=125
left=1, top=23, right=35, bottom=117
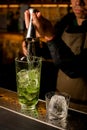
left=0, top=0, right=72, bottom=99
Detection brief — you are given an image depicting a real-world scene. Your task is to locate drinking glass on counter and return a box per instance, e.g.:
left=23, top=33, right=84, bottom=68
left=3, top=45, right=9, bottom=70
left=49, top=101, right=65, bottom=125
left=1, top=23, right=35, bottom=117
left=45, top=91, right=70, bottom=128
left=15, top=56, right=42, bottom=110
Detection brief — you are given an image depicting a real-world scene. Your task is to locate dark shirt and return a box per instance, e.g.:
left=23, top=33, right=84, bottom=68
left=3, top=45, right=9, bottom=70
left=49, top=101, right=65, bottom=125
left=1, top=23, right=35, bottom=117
left=47, top=13, right=87, bottom=78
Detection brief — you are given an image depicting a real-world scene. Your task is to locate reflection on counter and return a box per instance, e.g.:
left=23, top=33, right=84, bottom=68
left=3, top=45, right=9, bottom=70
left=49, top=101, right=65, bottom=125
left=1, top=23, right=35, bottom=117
left=0, top=87, right=87, bottom=130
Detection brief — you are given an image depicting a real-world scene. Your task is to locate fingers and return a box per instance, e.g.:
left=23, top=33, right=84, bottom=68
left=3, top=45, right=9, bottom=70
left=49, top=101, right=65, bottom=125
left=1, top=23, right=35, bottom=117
left=36, top=11, right=41, bottom=18
left=22, top=41, right=28, bottom=56
left=24, top=10, right=30, bottom=29
left=24, top=9, right=41, bottom=29
left=32, top=12, right=43, bottom=37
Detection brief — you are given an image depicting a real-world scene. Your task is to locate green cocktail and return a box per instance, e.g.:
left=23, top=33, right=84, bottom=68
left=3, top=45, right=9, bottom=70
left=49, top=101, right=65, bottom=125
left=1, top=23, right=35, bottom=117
left=15, top=56, right=42, bottom=110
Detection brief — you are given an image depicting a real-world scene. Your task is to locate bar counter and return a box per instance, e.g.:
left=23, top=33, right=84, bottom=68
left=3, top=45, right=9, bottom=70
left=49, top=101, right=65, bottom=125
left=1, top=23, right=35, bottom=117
left=0, top=87, right=87, bottom=130
left=0, top=87, right=46, bottom=122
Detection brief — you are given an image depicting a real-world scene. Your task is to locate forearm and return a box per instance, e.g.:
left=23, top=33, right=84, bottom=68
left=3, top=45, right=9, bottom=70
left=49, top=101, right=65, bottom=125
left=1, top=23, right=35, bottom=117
left=47, top=37, right=75, bottom=66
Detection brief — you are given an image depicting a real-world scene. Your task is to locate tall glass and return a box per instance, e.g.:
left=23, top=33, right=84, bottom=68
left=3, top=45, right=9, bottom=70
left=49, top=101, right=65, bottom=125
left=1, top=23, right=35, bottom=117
left=15, top=56, right=42, bottom=110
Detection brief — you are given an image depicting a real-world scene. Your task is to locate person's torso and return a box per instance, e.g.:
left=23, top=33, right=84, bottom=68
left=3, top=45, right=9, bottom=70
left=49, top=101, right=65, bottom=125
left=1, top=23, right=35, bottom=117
left=56, top=14, right=87, bottom=104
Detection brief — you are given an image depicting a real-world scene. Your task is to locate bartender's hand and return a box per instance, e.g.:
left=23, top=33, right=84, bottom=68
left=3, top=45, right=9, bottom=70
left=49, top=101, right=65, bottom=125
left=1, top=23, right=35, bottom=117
left=24, top=9, right=55, bottom=41
left=22, top=9, right=55, bottom=56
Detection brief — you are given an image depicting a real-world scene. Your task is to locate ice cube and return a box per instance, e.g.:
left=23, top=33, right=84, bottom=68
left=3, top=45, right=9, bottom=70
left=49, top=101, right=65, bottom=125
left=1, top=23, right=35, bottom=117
left=48, top=95, right=67, bottom=120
